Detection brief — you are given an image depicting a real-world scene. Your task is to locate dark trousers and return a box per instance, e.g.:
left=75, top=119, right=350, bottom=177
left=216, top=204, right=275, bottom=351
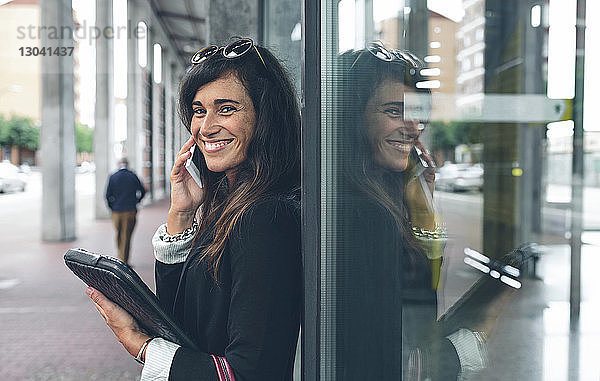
left=111, top=210, right=137, bottom=264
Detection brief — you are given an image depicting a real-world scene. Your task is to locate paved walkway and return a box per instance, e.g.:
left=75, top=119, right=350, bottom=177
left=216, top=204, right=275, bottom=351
left=0, top=191, right=169, bottom=381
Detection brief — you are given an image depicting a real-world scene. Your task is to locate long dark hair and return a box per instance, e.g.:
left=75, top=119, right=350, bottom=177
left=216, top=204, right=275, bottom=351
left=336, top=48, right=431, bottom=263
left=178, top=41, right=300, bottom=281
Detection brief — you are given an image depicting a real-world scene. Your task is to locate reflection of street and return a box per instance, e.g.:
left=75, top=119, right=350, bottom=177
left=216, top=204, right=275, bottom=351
left=434, top=185, right=600, bottom=310
left=434, top=190, right=483, bottom=313
left=435, top=188, right=600, bottom=380
left=0, top=170, right=167, bottom=380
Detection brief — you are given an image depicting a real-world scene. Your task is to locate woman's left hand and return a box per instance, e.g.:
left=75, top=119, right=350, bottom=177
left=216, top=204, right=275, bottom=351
left=86, top=287, right=150, bottom=358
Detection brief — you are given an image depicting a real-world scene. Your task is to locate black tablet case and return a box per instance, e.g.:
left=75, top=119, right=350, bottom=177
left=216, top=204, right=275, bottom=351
left=64, top=248, right=198, bottom=350
left=437, top=244, right=537, bottom=334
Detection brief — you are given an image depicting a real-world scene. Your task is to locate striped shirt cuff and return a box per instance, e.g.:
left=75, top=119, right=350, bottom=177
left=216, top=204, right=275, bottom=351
left=140, top=338, right=180, bottom=381
left=446, top=328, right=488, bottom=380
left=152, top=223, right=193, bottom=264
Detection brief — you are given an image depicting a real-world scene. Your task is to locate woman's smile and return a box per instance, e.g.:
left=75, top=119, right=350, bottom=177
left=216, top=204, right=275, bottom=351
left=385, top=139, right=414, bottom=152
left=203, top=139, right=234, bottom=153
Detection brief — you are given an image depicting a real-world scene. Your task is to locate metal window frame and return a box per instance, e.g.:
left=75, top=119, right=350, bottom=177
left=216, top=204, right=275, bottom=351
left=301, top=0, right=321, bottom=379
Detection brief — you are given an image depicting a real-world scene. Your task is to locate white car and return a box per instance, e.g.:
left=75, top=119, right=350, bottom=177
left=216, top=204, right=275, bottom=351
left=435, top=163, right=483, bottom=192
left=0, top=161, right=27, bottom=193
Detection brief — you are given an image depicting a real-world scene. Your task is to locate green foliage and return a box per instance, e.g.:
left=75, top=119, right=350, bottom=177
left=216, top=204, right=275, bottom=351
left=0, top=115, right=7, bottom=146
left=429, top=120, right=483, bottom=151
left=429, top=121, right=457, bottom=151
left=76, top=122, right=94, bottom=153
left=455, top=122, right=483, bottom=145
left=0, top=115, right=39, bottom=150
left=0, top=116, right=94, bottom=153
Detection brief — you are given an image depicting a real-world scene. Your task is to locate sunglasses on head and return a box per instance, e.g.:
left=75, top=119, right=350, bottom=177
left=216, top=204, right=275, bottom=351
left=351, top=42, right=422, bottom=73
left=190, top=37, right=267, bottom=69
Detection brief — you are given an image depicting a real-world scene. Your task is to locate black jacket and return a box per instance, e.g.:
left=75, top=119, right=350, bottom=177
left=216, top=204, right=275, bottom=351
left=336, top=192, right=460, bottom=380
left=105, top=168, right=146, bottom=212
left=155, top=197, right=301, bottom=381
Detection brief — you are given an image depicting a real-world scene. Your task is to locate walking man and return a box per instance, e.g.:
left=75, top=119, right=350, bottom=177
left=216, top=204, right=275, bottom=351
left=105, top=157, right=146, bottom=264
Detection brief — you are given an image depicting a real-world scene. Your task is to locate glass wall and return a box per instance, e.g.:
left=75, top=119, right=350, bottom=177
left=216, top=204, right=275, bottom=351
left=307, top=0, right=599, bottom=379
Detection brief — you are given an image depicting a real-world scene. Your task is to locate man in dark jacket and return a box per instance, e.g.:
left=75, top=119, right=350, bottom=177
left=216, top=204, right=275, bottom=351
left=105, top=157, right=146, bottom=264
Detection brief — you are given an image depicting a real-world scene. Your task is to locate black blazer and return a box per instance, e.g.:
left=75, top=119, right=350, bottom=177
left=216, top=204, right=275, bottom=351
left=105, top=168, right=146, bottom=212
left=155, top=196, right=301, bottom=381
left=336, top=192, right=460, bottom=380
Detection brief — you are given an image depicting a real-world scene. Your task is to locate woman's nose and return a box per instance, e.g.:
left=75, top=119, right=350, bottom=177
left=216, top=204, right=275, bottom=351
left=196, top=113, right=221, bottom=138
left=402, top=120, right=422, bottom=138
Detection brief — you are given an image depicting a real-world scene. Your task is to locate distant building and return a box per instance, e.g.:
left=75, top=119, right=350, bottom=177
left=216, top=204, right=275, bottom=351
left=456, top=0, right=486, bottom=115
left=0, top=0, right=41, bottom=121
left=0, top=0, right=82, bottom=165
left=426, top=10, right=457, bottom=96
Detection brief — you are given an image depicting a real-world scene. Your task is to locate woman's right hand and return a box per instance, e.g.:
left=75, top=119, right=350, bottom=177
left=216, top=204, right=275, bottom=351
left=167, top=137, right=206, bottom=234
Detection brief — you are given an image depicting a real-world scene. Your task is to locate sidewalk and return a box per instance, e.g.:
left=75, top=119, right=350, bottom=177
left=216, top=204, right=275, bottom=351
left=0, top=188, right=170, bottom=381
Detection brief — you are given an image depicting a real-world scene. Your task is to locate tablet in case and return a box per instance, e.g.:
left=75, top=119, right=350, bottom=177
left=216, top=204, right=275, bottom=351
left=64, top=247, right=198, bottom=350
left=437, top=243, right=538, bottom=334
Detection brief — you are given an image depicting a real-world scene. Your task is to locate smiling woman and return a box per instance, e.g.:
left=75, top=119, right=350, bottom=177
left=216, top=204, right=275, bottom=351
left=333, top=46, right=478, bottom=380
left=86, top=38, right=301, bottom=381
left=190, top=74, right=256, bottom=179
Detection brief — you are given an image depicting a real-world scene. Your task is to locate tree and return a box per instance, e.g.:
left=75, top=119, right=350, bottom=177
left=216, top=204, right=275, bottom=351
left=76, top=122, right=94, bottom=153
left=0, top=115, right=8, bottom=146
left=429, top=120, right=458, bottom=152
left=0, top=115, right=39, bottom=150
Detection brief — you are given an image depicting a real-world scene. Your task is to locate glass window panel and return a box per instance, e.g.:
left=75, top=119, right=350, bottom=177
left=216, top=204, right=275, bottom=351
left=314, top=0, right=597, bottom=379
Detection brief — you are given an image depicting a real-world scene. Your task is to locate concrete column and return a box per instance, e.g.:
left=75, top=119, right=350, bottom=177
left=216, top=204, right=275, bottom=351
left=151, top=41, right=165, bottom=200
left=406, top=0, right=428, bottom=59
left=164, top=58, right=174, bottom=183
left=127, top=1, right=142, bottom=175
left=208, top=0, right=259, bottom=43
left=41, top=0, right=76, bottom=241
left=95, top=0, right=114, bottom=219
left=172, top=64, right=183, bottom=154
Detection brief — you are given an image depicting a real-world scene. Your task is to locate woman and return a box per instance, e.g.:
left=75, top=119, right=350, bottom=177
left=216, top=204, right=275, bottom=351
left=86, top=38, right=301, bottom=380
left=335, top=45, right=486, bottom=380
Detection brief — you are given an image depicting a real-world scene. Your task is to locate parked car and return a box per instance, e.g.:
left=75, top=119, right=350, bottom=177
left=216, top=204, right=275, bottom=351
left=0, top=161, right=27, bottom=193
left=435, top=163, right=483, bottom=192
left=77, top=161, right=96, bottom=173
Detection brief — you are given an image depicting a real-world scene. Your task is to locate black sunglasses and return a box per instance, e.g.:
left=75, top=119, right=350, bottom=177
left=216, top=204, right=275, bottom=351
left=351, top=42, right=422, bottom=73
left=190, top=38, right=267, bottom=69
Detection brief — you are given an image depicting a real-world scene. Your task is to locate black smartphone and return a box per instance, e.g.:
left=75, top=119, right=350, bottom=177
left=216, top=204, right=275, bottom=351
left=184, top=144, right=204, bottom=188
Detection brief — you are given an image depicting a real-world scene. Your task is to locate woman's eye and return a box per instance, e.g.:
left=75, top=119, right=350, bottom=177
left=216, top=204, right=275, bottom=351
left=193, top=108, right=206, bottom=116
left=219, top=105, right=237, bottom=114
left=383, top=108, right=402, bottom=117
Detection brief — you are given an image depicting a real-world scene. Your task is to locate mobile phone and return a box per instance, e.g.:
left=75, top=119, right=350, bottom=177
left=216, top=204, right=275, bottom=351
left=185, top=144, right=203, bottom=188
left=412, top=146, right=429, bottom=169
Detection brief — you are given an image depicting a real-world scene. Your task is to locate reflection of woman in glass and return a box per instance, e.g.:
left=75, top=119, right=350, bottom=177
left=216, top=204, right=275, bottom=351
left=336, top=45, right=486, bottom=380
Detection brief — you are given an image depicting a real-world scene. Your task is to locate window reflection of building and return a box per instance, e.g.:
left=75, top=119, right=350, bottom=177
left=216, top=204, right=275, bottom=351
left=456, top=0, right=485, bottom=116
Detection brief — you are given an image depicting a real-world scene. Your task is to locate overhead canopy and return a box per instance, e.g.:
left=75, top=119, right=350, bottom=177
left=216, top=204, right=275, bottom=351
left=149, top=0, right=207, bottom=65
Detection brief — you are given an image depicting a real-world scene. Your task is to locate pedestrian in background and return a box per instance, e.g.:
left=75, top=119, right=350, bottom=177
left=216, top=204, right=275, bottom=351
left=105, top=157, right=146, bottom=264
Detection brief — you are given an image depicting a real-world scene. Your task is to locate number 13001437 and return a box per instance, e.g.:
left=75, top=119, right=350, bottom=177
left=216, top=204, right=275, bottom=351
left=19, top=46, right=74, bottom=56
